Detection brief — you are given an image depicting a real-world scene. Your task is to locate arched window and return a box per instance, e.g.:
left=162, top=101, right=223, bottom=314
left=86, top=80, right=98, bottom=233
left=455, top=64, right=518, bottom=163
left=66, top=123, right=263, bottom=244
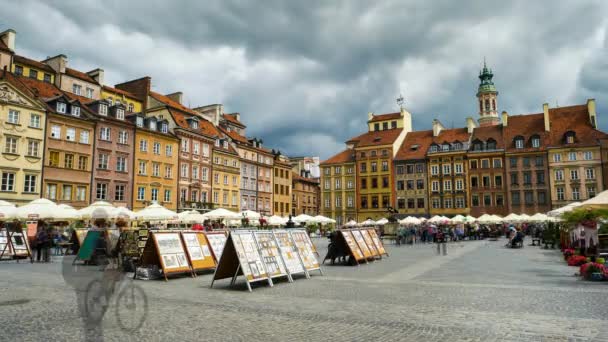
left=487, top=138, right=496, bottom=150
left=514, top=136, right=524, bottom=149
left=492, top=99, right=496, bottom=111
left=472, top=139, right=482, bottom=151
left=479, top=100, right=483, bottom=113
left=531, top=135, right=540, bottom=148
left=485, top=99, right=490, bottom=111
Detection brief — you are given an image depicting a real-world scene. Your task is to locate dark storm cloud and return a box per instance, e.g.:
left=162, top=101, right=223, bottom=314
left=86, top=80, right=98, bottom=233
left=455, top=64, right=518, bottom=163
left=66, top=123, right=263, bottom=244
left=1, top=0, right=607, bottom=158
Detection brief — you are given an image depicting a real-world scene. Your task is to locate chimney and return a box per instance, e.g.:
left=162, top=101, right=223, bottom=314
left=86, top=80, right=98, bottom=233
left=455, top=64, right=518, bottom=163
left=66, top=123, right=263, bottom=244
left=234, top=113, right=241, bottom=122
left=501, top=111, right=508, bottom=127
left=587, top=99, right=597, bottom=129
left=115, top=76, right=151, bottom=110
left=165, top=91, right=183, bottom=104
left=0, top=29, right=16, bottom=51
left=432, top=119, right=445, bottom=137
left=87, top=68, right=104, bottom=85
left=466, top=117, right=477, bottom=134
left=368, top=112, right=374, bottom=121
left=43, top=54, right=68, bottom=74
left=542, top=103, right=550, bottom=132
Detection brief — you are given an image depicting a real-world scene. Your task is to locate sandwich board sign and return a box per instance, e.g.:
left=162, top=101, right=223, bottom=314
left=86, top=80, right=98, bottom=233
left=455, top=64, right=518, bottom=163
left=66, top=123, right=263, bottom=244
left=273, top=229, right=308, bottom=279
left=339, top=230, right=366, bottom=265
left=73, top=230, right=103, bottom=264
left=359, top=229, right=379, bottom=257
left=351, top=229, right=373, bottom=260
left=367, top=229, right=388, bottom=257
left=0, top=227, right=32, bottom=261
left=253, top=231, right=290, bottom=282
left=210, top=230, right=272, bottom=292
left=140, top=231, right=192, bottom=281
left=289, top=229, right=322, bottom=275
left=181, top=231, right=216, bottom=273
left=204, top=232, right=227, bottom=263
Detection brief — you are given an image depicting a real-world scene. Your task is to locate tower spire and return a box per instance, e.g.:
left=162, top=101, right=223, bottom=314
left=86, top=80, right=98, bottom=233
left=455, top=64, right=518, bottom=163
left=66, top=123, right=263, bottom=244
left=476, top=59, right=499, bottom=126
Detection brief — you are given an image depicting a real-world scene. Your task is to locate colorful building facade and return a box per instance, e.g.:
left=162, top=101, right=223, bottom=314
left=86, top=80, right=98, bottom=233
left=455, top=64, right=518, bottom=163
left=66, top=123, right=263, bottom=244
left=320, top=149, right=357, bottom=225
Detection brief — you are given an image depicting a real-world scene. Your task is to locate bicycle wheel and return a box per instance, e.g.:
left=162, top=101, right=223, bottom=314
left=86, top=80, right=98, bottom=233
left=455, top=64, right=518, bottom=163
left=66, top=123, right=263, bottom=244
left=84, top=279, right=109, bottom=324
left=115, top=282, right=148, bottom=333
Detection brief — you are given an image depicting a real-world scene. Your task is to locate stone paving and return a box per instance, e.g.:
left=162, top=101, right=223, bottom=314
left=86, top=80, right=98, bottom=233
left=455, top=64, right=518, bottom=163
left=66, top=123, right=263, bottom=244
left=0, top=238, right=607, bottom=341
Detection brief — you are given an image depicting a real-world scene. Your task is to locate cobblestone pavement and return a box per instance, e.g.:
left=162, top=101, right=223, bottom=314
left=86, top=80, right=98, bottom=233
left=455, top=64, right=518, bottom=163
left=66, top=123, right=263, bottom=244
left=1, top=238, right=607, bottom=341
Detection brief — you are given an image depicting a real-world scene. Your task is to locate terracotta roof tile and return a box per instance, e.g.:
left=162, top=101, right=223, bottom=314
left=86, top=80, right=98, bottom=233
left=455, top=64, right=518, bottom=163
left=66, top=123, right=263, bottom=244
left=292, top=172, right=319, bottom=184
left=65, top=67, right=98, bottom=84
left=395, top=130, right=434, bottom=161
left=64, top=92, right=95, bottom=105
left=369, top=112, right=401, bottom=122
left=470, top=124, right=505, bottom=149
left=0, top=71, right=38, bottom=99
left=346, top=128, right=402, bottom=147
left=220, top=127, right=249, bottom=144
left=321, top=149, right=355, bottom=165
left=503, top=113, right=548, bottom=152
left=13, top=55, right=55, bottom=73
left=223, top=113, right=246, bottom=127
left=102, top=85, right=142, bottom=101
left=168, top=108, right=219, bottom=139
left=548, top=104, right=608, bottom=147
left=430, top=127, right=470, bottom=145
left=15, top=75, right=64, bottom=99
left=150, top=91, right=199, bottom=116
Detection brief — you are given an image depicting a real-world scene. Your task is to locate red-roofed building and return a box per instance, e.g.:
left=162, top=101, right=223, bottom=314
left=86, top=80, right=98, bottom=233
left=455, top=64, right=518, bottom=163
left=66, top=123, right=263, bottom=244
left=292, top=172, right=319, bottom=216
left=12, top=55, right=56, bottom=84
left=320, top=149, right=357, bottom=225
left=40, top=54, right=103, bottom=100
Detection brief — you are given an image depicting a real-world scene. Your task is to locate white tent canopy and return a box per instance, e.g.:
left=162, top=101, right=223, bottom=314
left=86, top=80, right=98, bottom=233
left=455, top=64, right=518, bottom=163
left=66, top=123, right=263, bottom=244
left=580, top=190, right=608, bottom=209
left=502, top=213, right=521, bottom=222
left=176, top=210, right=207, bottom=223
left=79, top=201, right=114, bottom=219
left=477, top=214, right=502, bottom=224
left=547, top=202, right=582, bottom=217
left=293, top=214, right=315, bottom=223
left=450, top=214, right=466, bottom=224
left=400, top=216, right=422, bottom=225
left=202, top=208, right=241, bottom=220
left=313, top=215, right=335, bottom=224
left=375, top=218, right=389, bottom=225
left=529, top=213, right=549, bottom=222
left=15, top=199, right=79, bottom=221
left=0, top=200, right=16, bottom=220
left=135, top=203, right=178, bottom=221
left=239, top=210, right=261, bottom=219
left=267, top=215, right=287, bottom=226
left=428, top=215, right=449, bottom=224
left=112, top=207, right=136, bottom=220
left=359, top=219, right=376, bottom=226
left=464, top=215, right=476, bottom=223
left=344, top=220, right=358, bottom=227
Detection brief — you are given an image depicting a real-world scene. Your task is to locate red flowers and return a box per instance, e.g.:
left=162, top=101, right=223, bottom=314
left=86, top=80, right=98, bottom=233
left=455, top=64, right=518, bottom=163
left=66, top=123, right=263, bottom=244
left=579, top=262, right=606, bottom=280
left=567, top=255, right=587, bottom=266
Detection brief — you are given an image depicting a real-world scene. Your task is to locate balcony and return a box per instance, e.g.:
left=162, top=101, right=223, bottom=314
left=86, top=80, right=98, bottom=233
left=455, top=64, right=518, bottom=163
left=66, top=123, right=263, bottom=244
left=179, top=201, right=215, bottom=210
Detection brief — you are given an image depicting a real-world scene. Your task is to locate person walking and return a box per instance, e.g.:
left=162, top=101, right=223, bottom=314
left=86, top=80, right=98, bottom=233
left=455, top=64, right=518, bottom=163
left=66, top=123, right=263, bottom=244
left=35, top=225, right=48, bottom=262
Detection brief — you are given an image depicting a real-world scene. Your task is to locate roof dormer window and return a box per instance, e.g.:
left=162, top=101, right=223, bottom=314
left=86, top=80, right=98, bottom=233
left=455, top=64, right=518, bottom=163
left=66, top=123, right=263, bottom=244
left=215, top=140, right=220, bottom=147
left=161, top=123, right=168, bottom=133
left=99, top=104, right=108, bottom=116
left=453, top=142, right=462, bottom=150
left=223, top=141, right=228, bottom=148
left=514, top=136, right=524, bottom=149
left=531, top=135, right=540, bottom=148
left=116, top=108, right=125, bottom=120
left=442, top=143, right=450, bottom=151
left=430, top=144, right=438, bottom=153
left=190, top=120, right=198, bottom=129
left=136, top=116, right=143, bottom=127
left=56, top=102, right=66, bottom=114
left=149, top=120, right=157, bottom=131
left=71, top=106, right=80, bottom=116
left=486, top=139, right=496, bottom=150
left=564, top=131, right=576, bottom=144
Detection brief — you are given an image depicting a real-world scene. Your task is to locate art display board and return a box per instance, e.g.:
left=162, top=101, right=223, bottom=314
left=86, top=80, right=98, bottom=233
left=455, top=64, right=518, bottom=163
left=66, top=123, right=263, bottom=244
left=351, top=229, right=373, bottom=260
left=359, top=229, right=379, bottom=258
left=253, top=231, right=290, bottom=281
left=181, top=231, right=215, bottom=272
left=289, top=229, right=322, bottom=274
left=205, top=232, right=227, bottom=262
left=0, top=229, right=10, bottom=259
left=367, top=229, right=388, bottom=256
left=339, top=230, right=366, bottom=264
left=26, top=221, right=37, bottom=239
left=10, top=230, right=31, bottom=257
left=140, top=231, right=192, bottom=281
left=210, top=230, right=272, bottom=292
left=273, top=230, right=308, bottom=279
left=73, top=230, right=103, bottom=263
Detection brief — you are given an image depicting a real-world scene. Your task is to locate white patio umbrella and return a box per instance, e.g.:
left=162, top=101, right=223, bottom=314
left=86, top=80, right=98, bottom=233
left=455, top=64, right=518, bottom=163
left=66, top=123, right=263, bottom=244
left=529, top=213, right=549, bottom=222
left=477, top=214, right=498, bottom=224
left=359, top=219, right=376, bottom=226
left=428, top=215, right=449, bottom=224
left=502, top=213, right=521, bottom=223
left=112, top=207, right=136, bottom=220
left=464, top=215, right=476, bottom=223
left=344, top=220, right=358, bottom=227
left=313, top=215, right=335, bottom=224
left=15, top=198, right=78, bottom=221
left=0, top=200, right=16, bottom=220
left=239, top=210, right=261, bottom=219
left=375, top=218, right=389, bottom=225
left=267, top=215, right=287, bottom=226
left=135, top=203, right=178, bottom=221
left=580, top=190, right=608, bottom=209
left=202, top=208, right=241, bottom=220
left=177, top=210, right=206, bottom=223
left=400, top=216, right=421, bottom=225
left=58, top=204, right=82, bottom=220
left=518, top=213, right=531, bottom=222
left=293, top=214, right=315, bottom=224
left=450, top=214, right=466, bottom=224
left=489, top=215, right=503, bottom=222
left=79, top=201, right=115, bottom=219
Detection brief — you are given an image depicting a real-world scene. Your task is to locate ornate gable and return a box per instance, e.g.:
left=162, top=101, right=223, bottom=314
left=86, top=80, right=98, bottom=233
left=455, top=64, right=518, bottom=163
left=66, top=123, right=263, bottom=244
left=0, top=82, right=43, bottom=110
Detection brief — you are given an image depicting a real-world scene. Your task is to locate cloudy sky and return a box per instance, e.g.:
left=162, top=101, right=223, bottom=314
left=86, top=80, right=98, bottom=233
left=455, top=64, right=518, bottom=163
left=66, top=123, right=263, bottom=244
left=2, top=1, right=607, bottom=159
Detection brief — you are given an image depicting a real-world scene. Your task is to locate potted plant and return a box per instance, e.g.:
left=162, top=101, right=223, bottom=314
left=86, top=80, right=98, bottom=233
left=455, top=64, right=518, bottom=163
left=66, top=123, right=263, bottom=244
left=567, top=255, right=587, bottom=266
left=580, top=262, right=606, bottom=281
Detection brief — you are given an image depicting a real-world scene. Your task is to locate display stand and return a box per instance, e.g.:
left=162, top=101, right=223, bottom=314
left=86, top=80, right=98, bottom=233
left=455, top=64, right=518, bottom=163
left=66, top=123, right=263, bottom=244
left=351, top=229, right=375, bottom=261
left=289, top=229, right=323, bottom=275
left=367, top=229, right=388, bottom=257
left=205, top=232, right=228, bottom=263
left=339, top=230, right=367, bottom=265
left=180, top=231, right=216, bottom=274
left=359, top=229, right=380, bottom=259
left=139, top=231, right=193, bottom=281
left=0, top=225, right=32, bottom=262
left=273, top=229, right=309, bottom=279
left=253, top=231, right=291, bottom=282
left=72, top=230, right=104, bottom=264
left=210, top=230, right=272, bottom=292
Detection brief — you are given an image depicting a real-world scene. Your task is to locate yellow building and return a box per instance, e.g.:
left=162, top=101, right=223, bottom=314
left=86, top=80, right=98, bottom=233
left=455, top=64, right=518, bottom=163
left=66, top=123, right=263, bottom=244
left=0, top=71, right=47, bottom=205
left=12, top=55, right=56, bottom=84
left=320, top=149, right=357, bottom=225
left=130, top=113, right=179, bottom=210
left=101, top=85, right=143, bottom=114
left=212, top=137, right=241, bottom=211
left=273, top=154, right=292, bottom=216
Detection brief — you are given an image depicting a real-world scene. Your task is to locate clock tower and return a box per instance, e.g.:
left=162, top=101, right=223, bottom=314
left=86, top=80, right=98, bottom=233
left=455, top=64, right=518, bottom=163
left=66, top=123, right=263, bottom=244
left=477, top=61, right=499, bottom=126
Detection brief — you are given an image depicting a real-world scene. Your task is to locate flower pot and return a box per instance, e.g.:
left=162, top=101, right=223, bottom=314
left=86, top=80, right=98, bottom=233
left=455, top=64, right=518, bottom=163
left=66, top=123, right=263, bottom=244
left=590, top=272, right=604, bottom=281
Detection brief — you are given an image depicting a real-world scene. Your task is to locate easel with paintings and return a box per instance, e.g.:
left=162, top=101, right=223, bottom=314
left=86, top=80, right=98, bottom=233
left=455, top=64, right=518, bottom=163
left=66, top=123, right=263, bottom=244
left=180, top=231, right=216, bottom=275
left=366, top=228, right=388, bottom=257
left=338, top=229, right=367, bottom=265
left=253, top=230, right=291, bottom=282
left=273, top=229, right=310, bottom=279
left=359, top=228, right=380, bottom=259
left=139, top=231, right=193, bottom=281
left=210, top=230, right=273, bottom=292
left=351, top=229, right=376, bottom=262
left=204, top=231, right=228, bottom=263
left=289, top=229, right=323, bottom=275
left=0, top=221, right=33, bottom=262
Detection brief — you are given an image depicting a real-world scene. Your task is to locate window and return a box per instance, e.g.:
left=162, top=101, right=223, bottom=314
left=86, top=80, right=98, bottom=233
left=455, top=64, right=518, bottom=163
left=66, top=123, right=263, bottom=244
left=360, top=179, right=367, bottom=189
left=444, top=198, right=452, bottom=209
left=4, top=136, right=17, bottom=154
left=510, top=172, right=518, bottom=185
left=587, top=186, right=596, bottom=198
left=432, top=198, right=440, bottom=209
left=99, top=127, right=110, bottom=141
left=524, top=191, right=534, bottom=205
left=213, top=191, right=219, bottom=204
left=128, top=103, right=134, bottom=112
left=335, top=179, right=341, bottom=189
left=536, top=171, right=545, bottom=184
left=442, top=144, right=450, bottom=151
left=481, top=159, right=489, bottom=169
left=96, top=183, right=107, bottom=200
left=114, top=185, right=125, bottom=201
left=115, top=156, right=126, bottom=172
left=531, top=136, right=540, bottom=148
left=509, top=157, right=517, bottom=168
left=139, top=139, right=148, bottom=152
left=86, top=88, right=94, bottom=99
left=553, top=153, right=561, bottom=162
left=71, top=106, right=80, bottom=116
left=417, top=198, right=425, bottom=208
left=164, top=190, right=171, bottom=202
left=555, top=169, right=564, bottom=181
left=454, top=163, right=463, bottom=174
left=568, top=152, right=576, bottom=161
left=430, top=145, right=438, bottom=153
left=515, top=138, right=524, bottom=149
left=64, top=154, right=74, bottom=169
left=27, top=114, right=41, bottom=129
left=62, top=185, right=72, bottom=201
left=584, top=151, right=593, bottom=160
left=493, top=158, right=502, bottom=168
left=72, top=84, right=82, bottom=96
left=138, top=161, right=147, bottom=175
left=523, top=172, right=532, bottom=185
left=347, top=180, right=353, bottom=189
left=50, top=125, right=61, bottom=139
left=522, top=157, right=530, bottom=167
left=537, top=191, right=546, bottom=204
left=165, top=165, right=173, bottom=178
left=0, top=172, right=15, bottom=191
left=48, top=151, right=60, bottom=167
left=494, top=175, right=502, bottom=187
left=161, top=123, right=168, bottom=133
left=23, top=175, right=36, bottom=193
left=482, top=175, right=490, bottom=187
left=136, top=117, right=143, bottom=127
left=381, top=161, right=389, bottom=171
left=78, top=156, right=88, bottom=171
left=45, top=184, right=57, bottom=199
left=151, top=188, right=159, bottom=202
left=98, top=154, right=109, bottom=169
left=181, top=139, right=189, bottom=152
left=432, top=181, right=439, bottom=192
left=202, top=144, right=209, bottom=157
left=371, top=196, right=379, bottom=208
left=511, top=192, right=520, bottom=205
left=149, top=163, right=159, bottom=177
left=371, top=162, right=377, bottom=172
left=201, top=167, right=208, bottom=181
left=27, top=140, right=40, bottom=157
left=80, top=130, right=90, bottom=144
left=192, top=166, right=199, bottom=179
left=417, top=179, right=424, bottom=189
left=570, top=169, right=579, bottom=180
left=7, top=109, right=19, bottom=124
left=586, top=168, right=595, bottom=179
left=382, top=177, right=389, bottom=188
left=149, top=120, right=156, bottom=131
left=336, top=197, right=342, bottom=208
left=535, top=156, right=544, bottom=166
left=443, top=180, right=452, bottom=191
left=360, top=162, right=367, bottom=173
left=193, top=142, right=200, bottom=155
left=371, top=178, right=378, bottom=188
left=483, top=194, right=491, bottom=206
left=443, top=164, right=451, bottom=175
left=56, top=102, right=67, bottom=113
left=181, top=164, right=189, bottom=178
left=99, top=104, right=108, bottom=116
left=166, top=145, right=173, bottom=156
left=14, top=65, right=23, bottom=75
left=556, top=187, right=565, bottom=201
left=455, top=179, right=463, bottom=190
left=572, top=187, right=580, bottom=200
left=495, top=194, right=504, bottom=206
left=396, top=180, right=405, bottom=191
left=565, top=132, right=575, bottom=144
left=153, top=142, right=161, bottom=155
left=118, top=131, right=128, bottom=144
left=116, top=109, right=125, bottom=120
left=224, top=175, right=228, bottom=185
left=470, top=160, right=478, bottom=169
left=137, top=187, right=145, bottom=201
left=471, top=176, right=478, bottom=188
left=431, top=165, right=439, bottom=175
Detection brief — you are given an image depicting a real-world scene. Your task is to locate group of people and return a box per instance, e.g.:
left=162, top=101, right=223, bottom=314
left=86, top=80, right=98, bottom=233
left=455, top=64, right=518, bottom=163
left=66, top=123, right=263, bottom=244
left=32, top=221, right=71, bottom=262
left=393, top=224, right=500, bottom=245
